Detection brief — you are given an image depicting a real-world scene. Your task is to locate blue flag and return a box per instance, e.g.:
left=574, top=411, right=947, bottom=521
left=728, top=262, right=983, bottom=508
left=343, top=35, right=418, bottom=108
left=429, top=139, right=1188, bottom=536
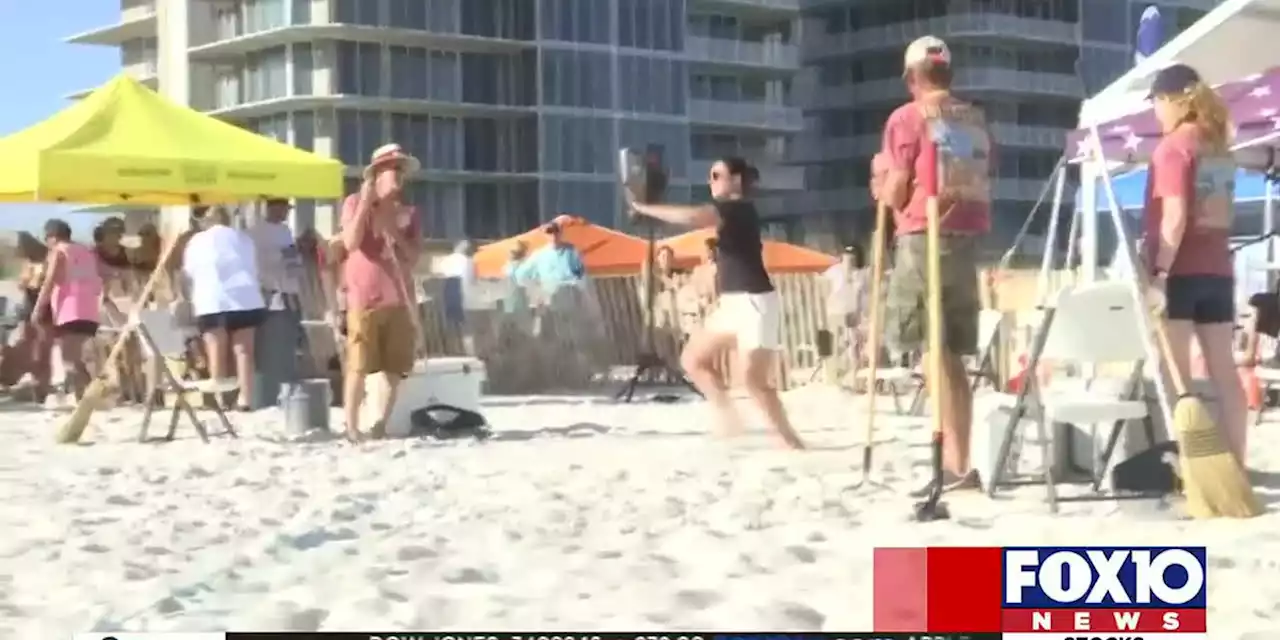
left=1135, top=5, right=1164, bottom=64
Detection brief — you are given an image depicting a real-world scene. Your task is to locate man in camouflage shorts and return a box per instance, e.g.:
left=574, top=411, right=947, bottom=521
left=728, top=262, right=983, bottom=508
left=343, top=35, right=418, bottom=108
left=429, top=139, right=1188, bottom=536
left=874, top=35, right=991, bottom=496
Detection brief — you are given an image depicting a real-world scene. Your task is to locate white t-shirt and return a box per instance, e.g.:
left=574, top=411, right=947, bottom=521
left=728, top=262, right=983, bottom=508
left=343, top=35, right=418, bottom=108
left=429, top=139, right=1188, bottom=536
left=824, top=265, right=868, bottom=316
left=183, top=225, right=266, bottom=317
left=439, top=251, right=487, bottom=310
left=248, top=221, right=303, bottom=296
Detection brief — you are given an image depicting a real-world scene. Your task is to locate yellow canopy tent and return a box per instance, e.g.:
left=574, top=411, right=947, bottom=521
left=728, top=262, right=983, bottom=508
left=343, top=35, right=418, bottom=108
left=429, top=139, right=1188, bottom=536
left=0, top=74, right=343, bottom=205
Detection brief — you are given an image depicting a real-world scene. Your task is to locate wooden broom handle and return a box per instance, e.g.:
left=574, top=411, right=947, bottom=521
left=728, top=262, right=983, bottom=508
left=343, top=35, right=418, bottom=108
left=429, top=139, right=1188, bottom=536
left=1144, top=289, right=1191, bottom=397
left=864, top=200, right=889, bottom=421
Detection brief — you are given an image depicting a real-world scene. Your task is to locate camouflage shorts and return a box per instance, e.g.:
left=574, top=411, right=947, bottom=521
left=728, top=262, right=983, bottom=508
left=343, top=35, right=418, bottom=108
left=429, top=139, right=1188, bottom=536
left=883, top=234, right=981, bottom=356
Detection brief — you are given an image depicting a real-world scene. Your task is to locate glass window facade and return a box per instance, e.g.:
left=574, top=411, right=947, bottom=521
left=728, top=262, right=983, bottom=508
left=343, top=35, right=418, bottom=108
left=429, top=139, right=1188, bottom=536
left=384, top=46, right=462, bottom=101
left=618, top=0, right=685, bottom=51
left=541, top=116, right=615, bottom=174
left=619, top=121, right=690, bottom=175
left=816, top=0, right=1078, bottom=33
left=462, top=51, right=537, bottom=106
left=243, top=0, right=287, bottom=34
left=290, top=0, right=310, bottom=24
left=539, top=0, right=612, bottom=44
left=542, top=180, right=619, bottom=227
left=292, top=111, right=315, bottom=151
left=541, top=49, right=614, bottom=109
left=243, top=46, right=288, bottom=103
left=292, top=43, right=312, bottom=96
left=619, top=56, right=687, bottom=115
left=1081, top=0, right=1129, bottom=44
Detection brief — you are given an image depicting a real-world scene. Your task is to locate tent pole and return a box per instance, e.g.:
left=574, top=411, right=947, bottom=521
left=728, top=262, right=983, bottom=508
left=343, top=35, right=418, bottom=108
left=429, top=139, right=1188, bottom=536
left=1065, top=180, right=1082, bottom=277
left=1036, top=164, right=1068, bottom=303
left=1089, top=125, right=1175, bottom=432
left=1079, top=159, right=1100, bottom=284
left=1266, top=174, right=1276, bottom=292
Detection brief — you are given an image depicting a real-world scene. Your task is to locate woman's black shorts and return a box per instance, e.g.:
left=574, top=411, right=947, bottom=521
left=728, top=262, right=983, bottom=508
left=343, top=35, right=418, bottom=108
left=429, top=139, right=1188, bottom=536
left=196, top=309, right=267, bottom=334
left=1165, top=275, right=1234, bottom=325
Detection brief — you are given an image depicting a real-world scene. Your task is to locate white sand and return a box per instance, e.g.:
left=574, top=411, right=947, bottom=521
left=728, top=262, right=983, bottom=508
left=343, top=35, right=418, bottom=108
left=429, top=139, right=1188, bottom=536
left=0, top=386, right=1277, bottom=639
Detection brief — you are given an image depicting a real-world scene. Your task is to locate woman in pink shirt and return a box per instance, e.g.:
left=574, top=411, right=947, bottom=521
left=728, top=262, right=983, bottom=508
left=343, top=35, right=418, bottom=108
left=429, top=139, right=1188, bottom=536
left=33, top=219, right=104, bottom=400
left=1143, top=63, right=1247, bottom=464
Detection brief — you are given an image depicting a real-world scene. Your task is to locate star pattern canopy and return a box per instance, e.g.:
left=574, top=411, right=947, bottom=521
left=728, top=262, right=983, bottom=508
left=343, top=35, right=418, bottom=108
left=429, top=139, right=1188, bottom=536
left=1066, top=66, right=1280, bottom=163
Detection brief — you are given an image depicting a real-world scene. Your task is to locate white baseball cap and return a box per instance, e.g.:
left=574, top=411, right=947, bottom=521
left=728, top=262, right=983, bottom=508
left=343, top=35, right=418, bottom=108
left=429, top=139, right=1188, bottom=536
left=903, top=35, right=951, bottom=71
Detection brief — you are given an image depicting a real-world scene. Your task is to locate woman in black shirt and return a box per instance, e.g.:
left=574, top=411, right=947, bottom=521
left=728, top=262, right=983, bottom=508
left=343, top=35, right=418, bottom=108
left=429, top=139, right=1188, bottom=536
left=628, top=156, right=804, bottom=450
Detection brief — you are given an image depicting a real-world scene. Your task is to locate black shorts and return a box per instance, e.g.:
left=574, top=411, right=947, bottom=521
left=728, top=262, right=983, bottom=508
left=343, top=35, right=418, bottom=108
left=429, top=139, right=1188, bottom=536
left=197, top=309, right=267, bottom=334
left=1165, top=275, right=1234, bottom=324
left=56, top=321, right=99, bottom=337
left=1249, top=291, right=1280, bottom=337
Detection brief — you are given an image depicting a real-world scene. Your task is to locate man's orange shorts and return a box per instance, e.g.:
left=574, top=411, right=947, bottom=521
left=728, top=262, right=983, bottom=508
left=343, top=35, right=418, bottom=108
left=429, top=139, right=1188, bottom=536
left=346, top=306, right=415, bottom=376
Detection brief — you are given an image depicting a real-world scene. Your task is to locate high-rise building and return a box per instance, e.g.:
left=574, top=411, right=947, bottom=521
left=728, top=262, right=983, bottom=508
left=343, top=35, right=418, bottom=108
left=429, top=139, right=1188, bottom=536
left=65, top=0, right=804, bottom=240
left=783, top=0, right=1219, bottom=252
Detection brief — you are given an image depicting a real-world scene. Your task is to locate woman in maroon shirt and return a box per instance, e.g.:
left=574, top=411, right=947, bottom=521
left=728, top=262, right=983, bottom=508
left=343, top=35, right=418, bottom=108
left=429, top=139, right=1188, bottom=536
left=1143, top=63, right=1248, bottom=464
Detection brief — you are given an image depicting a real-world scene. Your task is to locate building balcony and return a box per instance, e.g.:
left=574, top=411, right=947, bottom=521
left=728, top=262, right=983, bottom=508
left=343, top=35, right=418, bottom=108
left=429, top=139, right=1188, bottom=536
left=189, top=23, right=530, bottom=61
left=64, top=3, right=157, bottom=46
left=802, top=68, right=1083, bottom=108
left=64, top=59, right=158, bottom=100
left=788, top=123, right=1066, bottom=163
left=203, top=93, right=534, bottom=120
left=685, top=36, right=800, bottom=72
left=690, top=158, right=804, bottom=191
left=689, top=0, right=800, bottom=17
left=802, top=13, right=1077, bottom=61
left=687, top=99, right=804, bottom=131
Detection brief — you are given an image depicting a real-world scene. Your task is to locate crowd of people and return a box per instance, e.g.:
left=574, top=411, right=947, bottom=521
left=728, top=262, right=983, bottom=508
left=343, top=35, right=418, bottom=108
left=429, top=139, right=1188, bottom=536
left=0, top=35, right=1256, bottom=480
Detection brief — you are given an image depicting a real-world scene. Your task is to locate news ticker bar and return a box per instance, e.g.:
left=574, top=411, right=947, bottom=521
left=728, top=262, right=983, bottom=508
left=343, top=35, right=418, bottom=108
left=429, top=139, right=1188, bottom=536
left=71, top=633, right=1215, bottom=640
left=74, top=633, right=1004, bottom=640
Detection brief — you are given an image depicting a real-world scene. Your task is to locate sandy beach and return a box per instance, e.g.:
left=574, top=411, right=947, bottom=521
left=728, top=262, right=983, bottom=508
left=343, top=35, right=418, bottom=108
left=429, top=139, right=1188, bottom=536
left=0, top=385, right=1277, bottom=639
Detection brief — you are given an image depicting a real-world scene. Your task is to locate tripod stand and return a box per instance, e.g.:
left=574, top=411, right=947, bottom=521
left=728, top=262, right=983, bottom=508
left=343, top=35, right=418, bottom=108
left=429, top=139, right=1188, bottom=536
left=615, top=220, right=700, bottom=402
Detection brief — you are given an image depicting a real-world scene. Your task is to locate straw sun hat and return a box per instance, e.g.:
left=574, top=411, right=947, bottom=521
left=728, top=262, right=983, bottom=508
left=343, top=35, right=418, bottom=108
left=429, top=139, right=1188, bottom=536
left=363, top=143, right=421, bottom=178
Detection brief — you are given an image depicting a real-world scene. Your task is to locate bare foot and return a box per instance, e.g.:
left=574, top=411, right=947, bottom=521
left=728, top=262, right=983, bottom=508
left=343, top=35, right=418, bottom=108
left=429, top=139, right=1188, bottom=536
left=344, top=427, right=365, bottom=444
left=370, top=421, right=387, bottom=440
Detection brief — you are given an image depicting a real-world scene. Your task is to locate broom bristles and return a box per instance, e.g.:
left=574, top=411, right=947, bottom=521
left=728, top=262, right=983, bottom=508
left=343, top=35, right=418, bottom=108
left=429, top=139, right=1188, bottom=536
left=54, top=379, right=108, bottom=445
left=1172, top=397, right=1262, bottom=519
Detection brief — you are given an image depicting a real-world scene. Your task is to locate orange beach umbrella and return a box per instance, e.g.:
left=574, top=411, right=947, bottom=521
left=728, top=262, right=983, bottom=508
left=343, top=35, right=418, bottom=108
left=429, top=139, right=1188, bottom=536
left=474, top=215, right=649, bottom=278
left=660, top=227, right=837, bottom=273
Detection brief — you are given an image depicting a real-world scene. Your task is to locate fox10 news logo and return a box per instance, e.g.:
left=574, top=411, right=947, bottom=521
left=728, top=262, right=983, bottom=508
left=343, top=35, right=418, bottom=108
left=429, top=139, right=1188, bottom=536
left=1001, top=546, right=1208, bottom=640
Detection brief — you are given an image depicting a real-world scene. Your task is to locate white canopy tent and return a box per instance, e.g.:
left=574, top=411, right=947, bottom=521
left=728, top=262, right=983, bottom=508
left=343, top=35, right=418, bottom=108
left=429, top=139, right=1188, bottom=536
left=1074, top=0, right=1280, bottom=283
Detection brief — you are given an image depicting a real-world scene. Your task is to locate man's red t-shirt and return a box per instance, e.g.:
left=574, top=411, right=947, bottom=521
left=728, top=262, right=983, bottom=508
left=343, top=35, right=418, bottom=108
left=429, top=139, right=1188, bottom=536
left=880, top=98, right=992, bottom=236
left=340, top=194, right=420, bottom=311
left=1142, top=123, right=1234, bottom=278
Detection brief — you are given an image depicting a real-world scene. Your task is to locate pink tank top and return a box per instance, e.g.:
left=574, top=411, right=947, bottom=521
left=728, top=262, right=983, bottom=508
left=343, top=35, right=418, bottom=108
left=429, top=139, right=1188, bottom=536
left=52, top=243, right=102, bottom=327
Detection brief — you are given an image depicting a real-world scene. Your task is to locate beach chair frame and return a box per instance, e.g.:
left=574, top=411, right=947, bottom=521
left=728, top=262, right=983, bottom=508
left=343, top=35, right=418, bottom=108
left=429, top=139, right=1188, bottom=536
left=986, top=283, right=1166, bottom=513
left=134, top=310, right=238, bottom=443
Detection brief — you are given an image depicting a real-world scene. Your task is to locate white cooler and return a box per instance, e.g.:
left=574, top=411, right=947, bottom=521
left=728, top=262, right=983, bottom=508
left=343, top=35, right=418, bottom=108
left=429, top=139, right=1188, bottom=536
left=362, top=357, right=487, bottom=438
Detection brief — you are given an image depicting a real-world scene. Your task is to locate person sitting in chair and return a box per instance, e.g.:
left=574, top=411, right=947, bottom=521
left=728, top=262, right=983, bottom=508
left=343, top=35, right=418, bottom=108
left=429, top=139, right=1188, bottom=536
left=1240, top=286, right=1280, bottom=368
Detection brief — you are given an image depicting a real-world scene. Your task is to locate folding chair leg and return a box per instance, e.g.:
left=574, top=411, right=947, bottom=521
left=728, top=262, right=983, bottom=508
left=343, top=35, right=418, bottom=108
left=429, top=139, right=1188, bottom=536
left=211, top=402, right=238, bottom=438
left=1037, top=413, right=1059, bottom=513
left=909, top=379, right=926, bottom=416
left=165, top=403, right=183, bottom=441
left=138, top=387, right=158, bottom=442
left=1092, top=417, right=1128, bottom=493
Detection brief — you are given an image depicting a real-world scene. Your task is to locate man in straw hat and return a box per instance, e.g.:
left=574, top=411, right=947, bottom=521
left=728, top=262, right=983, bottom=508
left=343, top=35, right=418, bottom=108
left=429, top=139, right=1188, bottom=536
left=338, top=143, right=422, bottom=442
left=875, top=35, right=993, bottom=495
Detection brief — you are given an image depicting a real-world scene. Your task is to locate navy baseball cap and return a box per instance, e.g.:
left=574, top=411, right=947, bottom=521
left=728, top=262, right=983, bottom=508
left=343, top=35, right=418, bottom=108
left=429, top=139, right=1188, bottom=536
left=1147, top=63, right=1202, bottom=99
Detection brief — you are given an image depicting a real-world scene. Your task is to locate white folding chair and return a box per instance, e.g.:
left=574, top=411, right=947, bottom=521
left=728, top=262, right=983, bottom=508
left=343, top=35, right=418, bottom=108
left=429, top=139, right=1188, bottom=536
left=136, top=310, right=239, bottom=443
left=985, top=281, right=1162, bottom=512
